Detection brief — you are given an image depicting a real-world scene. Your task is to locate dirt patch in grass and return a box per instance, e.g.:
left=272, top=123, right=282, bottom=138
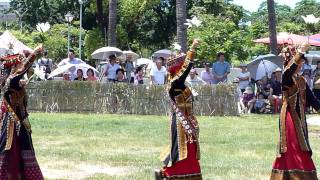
left=42, top=163, right=132, bottom=179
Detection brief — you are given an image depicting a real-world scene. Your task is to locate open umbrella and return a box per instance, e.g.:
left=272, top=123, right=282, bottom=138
left=253, top=32, right=320, bottom=46
left=135, top=58, right=153, bottom=69
left=248, top=59, right=280, bottom=80
left=252, top=54, right=283, bottom=68
left=152, top=49, right=172, bottom=59
left=309, top=34, right=320, bottom=41
left=33, top=64, right=47, bottom=80
left=48, top=63, right=99, bottom=79
left=123, top=50, right=139, bottom=60
left=91, top=47, right=122, bottom=60
left=249, top=60, right=279, bottom=80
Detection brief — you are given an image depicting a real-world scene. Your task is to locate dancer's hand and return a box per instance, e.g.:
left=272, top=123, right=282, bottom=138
left=19, top=80, right=27, bottom=87
left=299, top=43, right=310, bottom=54
left=191, top=39, right=200, bottom=50
left=34, top=44, right=44, bottom=55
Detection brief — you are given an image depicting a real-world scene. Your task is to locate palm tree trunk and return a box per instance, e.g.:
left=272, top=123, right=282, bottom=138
left=267, top=0, right=278, bottom=54
left=108, top=0, right=117, bottom=47
left=176, top=0, right=187, bottom=52
left=96, top=0, right=107, bottom=45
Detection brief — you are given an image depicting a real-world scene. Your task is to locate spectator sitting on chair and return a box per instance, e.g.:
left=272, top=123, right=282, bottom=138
left=241, top=86, right=255, bottom=114
left=74, top=69, right=86, bottom=81
left=201, top=62, right=213, bottom=84
left=115, top=68, right=126, bottom=83
left=186, top=69, right=206, bottom=87
left=269, top=68, right=282, bottom=113
left=257, top=76, right=271, bottom=99
left=212, top=52, right=230, bottom=84
left=237, top=63, right=251, bottom=93
left=254, top=93, right=268, bottom=114
left=87, top=68, right=97, bottom=82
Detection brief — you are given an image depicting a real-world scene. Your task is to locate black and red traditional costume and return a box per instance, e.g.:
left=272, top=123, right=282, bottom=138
left=156, top=49, right=202, bottom=180
left=0, top=49, right=44, bottom=180
left=270, top=46, right=320, bottom=180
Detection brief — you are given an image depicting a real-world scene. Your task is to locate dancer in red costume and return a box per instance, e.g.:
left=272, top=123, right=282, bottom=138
left=0, top=45, right=45, bottom=180
left=270, top=44, right=320, bottom=180
left=155, top=39, right=202, bottom=180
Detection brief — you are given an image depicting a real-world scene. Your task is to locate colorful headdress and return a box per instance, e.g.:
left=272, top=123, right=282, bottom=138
left=279, top=45, right=297, bottom=68
left=167, top=54, right=186, bottom=74
left=167, top=54, right=190, bottom=82
left=0, top=54, right=25, bottom=68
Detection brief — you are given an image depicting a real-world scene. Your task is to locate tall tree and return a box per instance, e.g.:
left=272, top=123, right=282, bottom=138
left=267, top=0, right=277, bottom=54
left=96, top=0, right=108, bottom=45
left=108, top=0, right=117, bottom=47
left=176, top=0, right=187, bottom=52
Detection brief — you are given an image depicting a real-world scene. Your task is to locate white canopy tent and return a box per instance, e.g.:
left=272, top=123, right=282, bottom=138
left=0, top=30, right=33, bottom=55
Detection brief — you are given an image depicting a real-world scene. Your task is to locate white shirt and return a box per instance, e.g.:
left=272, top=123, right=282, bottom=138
left=186, top=76, right=206, bottom=87
left=150, top=65, right=167, bottom=85
left=238, top=71, right=251, bottom=89
left=104, top=63, right=120, bottom=80
left=58, top=58, right=85, bottom=80
left=200, top=70, right=213, bottom=84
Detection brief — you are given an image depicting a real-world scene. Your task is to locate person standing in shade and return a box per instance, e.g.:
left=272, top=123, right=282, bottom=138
left=269, top=68, right=282, bottom=113
left=103, top=55, right=120, bottom=82
left=125, top=54, right=134, bottom=82
left=37, top=50, right=53, bottom=79
left=237, top=64, right=250, bottom=93
left=212, top=52, right=230, bottom=84
left=200, top=62, right=213, bottom=84
left=150, top=58, right=167, bottom=85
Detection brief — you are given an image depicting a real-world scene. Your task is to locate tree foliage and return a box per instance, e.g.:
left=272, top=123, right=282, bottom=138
left=6, top=0, right=320, bottom=64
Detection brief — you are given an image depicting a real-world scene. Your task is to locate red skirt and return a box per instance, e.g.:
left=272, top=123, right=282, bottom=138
left=162, top=142, right=201, bottom=178
left=0, top=126, right=44, bottom=180
left=271, top=111, right=317, bottom=179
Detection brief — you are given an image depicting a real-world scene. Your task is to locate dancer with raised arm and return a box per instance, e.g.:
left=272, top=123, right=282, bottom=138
left=270, top=44, right=320, bottom=180
left=0, top=45, right=45, bottom=180
left=155, top=39, right=202, bottom=180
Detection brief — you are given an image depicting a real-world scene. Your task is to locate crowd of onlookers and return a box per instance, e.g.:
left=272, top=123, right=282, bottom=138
left=34, top=49, right=320, bottom=114
left=233, top=66, right=282, bottom=114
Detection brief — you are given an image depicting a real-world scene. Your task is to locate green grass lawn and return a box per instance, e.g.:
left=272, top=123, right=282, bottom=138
left=28, top=113, right=320, bottom=180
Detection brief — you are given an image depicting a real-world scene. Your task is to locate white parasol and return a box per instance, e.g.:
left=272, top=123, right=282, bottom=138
left=48, top=63, right=99, bottom=79
left=135, top=58, right=153, bottom=69
left=91, top=47, right=123, bottom=60
left=123, top=50, right=139, bottom=60
left=152, top=49, right=172, bottom=59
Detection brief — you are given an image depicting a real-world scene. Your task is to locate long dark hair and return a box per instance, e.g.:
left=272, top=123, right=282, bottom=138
left=87, top=68, right=94, bottom=76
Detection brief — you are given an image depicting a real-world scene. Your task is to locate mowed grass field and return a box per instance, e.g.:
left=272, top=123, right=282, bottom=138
left=28, top=113, right=320, bottom=180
